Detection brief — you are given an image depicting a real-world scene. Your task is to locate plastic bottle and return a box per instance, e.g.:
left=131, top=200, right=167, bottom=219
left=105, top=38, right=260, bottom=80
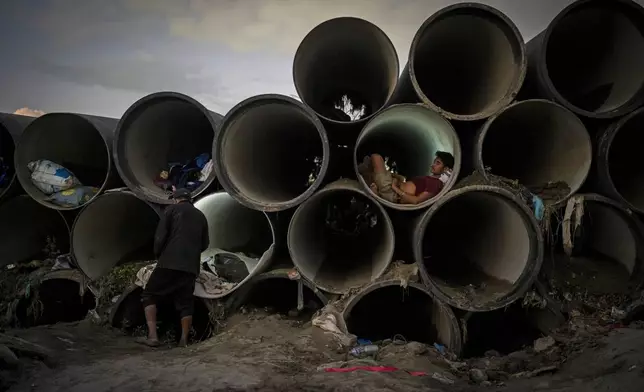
left=349, top=344, right=379, bottom=358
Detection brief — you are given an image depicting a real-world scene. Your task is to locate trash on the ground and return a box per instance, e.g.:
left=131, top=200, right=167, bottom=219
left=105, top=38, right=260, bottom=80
left=47, top=186, right=98, bottom=207
left=433, top=342, right=446, bottom=355
left=406, top=341, right=428, bottom=355
left=312, top=306, right=356, bottom=349
left=51, top=254, right=73, bottom=271
left=533, top=336, right=556, bottom=353
left=28, top=160, right=80, bottom=195
left=349, top=344, right=379, bottom=358
left=532, top=195, right=545, bottom=221
left=469, top=368, right=488, bottom=383
left=432, top=372, right=456, bottom=384
left=356, top=338, right=372, bottom=345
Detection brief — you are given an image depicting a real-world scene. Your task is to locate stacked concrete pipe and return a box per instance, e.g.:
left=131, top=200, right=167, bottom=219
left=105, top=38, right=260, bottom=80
left=0, top=195, right=70, bottom=268
left=71, top=189, right=160, bottom=281
left=288, top=179, right=395, bottom=294
left=524, top=0, right=644, bottom=119
left=0, top=113, right=33, bottom=201
left=353, top=104, right=461, bottom=210
left=473, top=99, right=592, bottom=205
left=414, top=185, right=543, bottom=312
left=214, top=94, right=330, bottom=212
left=14, top=113, right=121, bottom=210
left=113, top=92, right=222, bottom=204
left=194, top=191, right=276, bottom=298
left=390, top=3, right=526, bottom=121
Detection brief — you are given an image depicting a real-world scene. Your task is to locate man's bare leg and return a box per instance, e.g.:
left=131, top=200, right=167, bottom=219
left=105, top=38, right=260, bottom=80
left=178, top=316, right=193, bottom=347
left=135, top=304, right=160, bottom=347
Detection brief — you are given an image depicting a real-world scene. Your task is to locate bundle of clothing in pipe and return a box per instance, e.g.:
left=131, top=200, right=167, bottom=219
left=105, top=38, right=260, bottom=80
left=27, top=159, right=98, bottom=207
left=0, top=157, right=10, bottom=189
left=154, top=153, right=213, bottom=192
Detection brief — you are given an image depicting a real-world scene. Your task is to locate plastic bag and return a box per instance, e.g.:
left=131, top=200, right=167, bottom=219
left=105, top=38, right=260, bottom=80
left=48, top=186, right=98, bottom=207
left=28, top=160, right=80, bottom=195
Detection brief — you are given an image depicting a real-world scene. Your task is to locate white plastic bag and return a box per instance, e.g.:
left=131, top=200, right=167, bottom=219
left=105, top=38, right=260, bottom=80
left=28, top=160, right=80, bottom=195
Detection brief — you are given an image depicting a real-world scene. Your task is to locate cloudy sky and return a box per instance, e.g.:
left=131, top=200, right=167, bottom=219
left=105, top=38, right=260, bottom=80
left=0, top=0, right=626, bottom=118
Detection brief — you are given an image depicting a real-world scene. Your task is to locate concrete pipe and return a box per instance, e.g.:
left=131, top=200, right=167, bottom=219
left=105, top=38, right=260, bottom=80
left=195, top=191, right=276, bottom=298
left=525, top=0, right=644, bottom=119
left=354, top=104, right=461, bottom=210
left=391, top=3, right=526, bottom=121
left=552, top=194, right=644, bottom=295
left=474, top=99, right=592, bottom=205
left=114, top=92, right=222, bottom=204
left=72, top=190, right=160, bottom=280
left=288, top=179, right=395, bottom=294
left=214, top=94, right=330, bottom=212
left=596, top=107, right=644, bottom=213
left=15, top=269, right=96, bottom=328
left=0, top=195, right=70, bottom=268
left=110, top=285, right=215, bottom=342
left=14, top=113, right=120, bottom=210
left=228, top=268, right=327, bottom=317
left=414, top=185, right=543, bottom=312
left=293, top=17, right=399, bottom=131
left=343, top=280, right=462, bottom=355
left=0, top=113, right=33, bottom=201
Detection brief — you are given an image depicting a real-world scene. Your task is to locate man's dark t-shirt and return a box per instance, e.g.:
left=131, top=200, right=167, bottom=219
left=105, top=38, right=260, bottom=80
left=153, top=201, right=209, bottom=276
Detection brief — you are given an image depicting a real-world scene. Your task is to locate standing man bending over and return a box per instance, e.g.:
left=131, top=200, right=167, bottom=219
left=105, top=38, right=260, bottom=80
left=137, top=188, right=209, bottom=348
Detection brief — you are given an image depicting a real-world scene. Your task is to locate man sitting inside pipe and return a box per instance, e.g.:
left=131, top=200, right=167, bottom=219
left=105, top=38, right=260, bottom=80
left=359, top=151, right=454, bottom=205
left=136, top=188, right=209, bottom=348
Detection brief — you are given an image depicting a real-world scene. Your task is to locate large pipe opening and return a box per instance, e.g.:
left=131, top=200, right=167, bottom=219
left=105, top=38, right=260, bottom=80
left=14, top=113, right=116, bottom=210
left=550, top=195, right=643, bottom=296
left=415, top=186, right=542, bottom=311
left=409, top=4, right=525, bottom=120
left=354, top=104, right=461, bottom=210
left=0, top=196, right=70, bottom=268
left=293, top=17, right=399, bottom=125
left=214, top=95, right=329, bottom=211
left=114, top=92, right=221, bottom=204
left=539, top=0, right=644, bottom=117
left=16, top=272, right=96, bottom=328
left=72, top=191, right=160, bottom=280
left=344, top=281, right=462, bottom=354
left=475, top=100, right=591, bottom=204
left=0, top=117, right=22, bottom=200
left=598, top=108, right=644, bottom=213
left=195, top=192, right=275, bottom=298
left=288, top=179, right=395, bottom=294
left=110, top=286, right=213, bottom=343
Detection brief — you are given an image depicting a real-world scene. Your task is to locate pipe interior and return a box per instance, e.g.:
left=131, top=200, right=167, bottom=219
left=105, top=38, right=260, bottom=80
left=16, top=114, right=109, bottom=207
left=73, top=193, right=159, bottom=280
left=0, top=124, right=15, bottom=195
left=289, top=190, right=394, bottom=293
left=111, top=286, right=213, bottom=342
left=422, top=192, right=531, bottom=307
left=608, top=110, right=644, bottom=211
left=118, top=97, right=214, bottom=201
left=238, top=277, right=324, bottom=318
left=222, top=102, right=324, bottom=204
left=545, top=2, right=644, bottom=114
left=0, top=197, right=69, bottom=267
left=553, top=201, right=636, bottom=295
left=462, top=302, right=543, bottom=358
left=481, top=101, right=591, bottom=198
left=346, top=284, right=454, bottom=346
left=413, top=9, right=522, bottom=116
left=16, top=279, right=96, bottom=328
left=355, top=105, right=457, bottom=200
left=294, top=18, right=398, bottom=122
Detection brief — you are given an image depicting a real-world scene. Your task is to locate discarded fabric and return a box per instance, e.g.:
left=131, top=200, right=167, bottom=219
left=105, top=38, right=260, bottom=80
left=47, top=186, right=98, bottom=207
left=28, top=160, right=81, bottom=195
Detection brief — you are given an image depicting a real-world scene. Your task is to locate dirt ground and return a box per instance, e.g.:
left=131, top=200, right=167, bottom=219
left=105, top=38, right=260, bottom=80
left=2, top=308, right=644, bottom=392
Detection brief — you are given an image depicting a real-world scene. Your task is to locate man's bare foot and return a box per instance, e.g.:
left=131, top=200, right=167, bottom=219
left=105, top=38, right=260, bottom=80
left=178, top=339, right=188, bottom=348
left=135, top=337, right=160, bottom=347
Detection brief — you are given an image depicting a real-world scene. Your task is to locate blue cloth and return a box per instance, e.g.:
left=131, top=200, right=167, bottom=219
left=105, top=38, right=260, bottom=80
left=532, top=195, right=545, bottom=221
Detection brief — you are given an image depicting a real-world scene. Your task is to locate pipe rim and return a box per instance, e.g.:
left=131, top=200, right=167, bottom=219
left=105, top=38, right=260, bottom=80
left=414, top=185, right=544, bottom=312
left=473, top=99, right=592, bottom=206
left=214, top=94, right=330, bottom=212
left=70, top=189, right=161, bottom=281
left=293, top=16, right=400, bottom=126
left=14, top=113, right=113, bottom=211
left=287, top=179, right=395, bottom=294
left=597, top=106, right=644, bottom=213
left=536, top=0, right=644, bottom=119
left=113, top=91, right=220, bottom=204
left=352, top=103, right=462, bottom=211
left=0, top=121, right=17, bottom=200
left=342, top=279, right=463, bottom=355
left=408, top=3, right=527, bottom=121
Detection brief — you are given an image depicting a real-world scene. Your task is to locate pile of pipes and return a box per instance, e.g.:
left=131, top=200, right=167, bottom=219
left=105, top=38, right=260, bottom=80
left=2, top=0, right=644, bottom=357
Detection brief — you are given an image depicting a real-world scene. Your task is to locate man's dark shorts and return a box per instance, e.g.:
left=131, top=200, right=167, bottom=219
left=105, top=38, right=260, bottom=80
left=141, top=267, right=196, bottom=318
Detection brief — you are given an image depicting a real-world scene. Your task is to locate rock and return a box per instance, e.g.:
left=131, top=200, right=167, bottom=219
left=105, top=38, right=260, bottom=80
left=484, top=350, right=501, bottom=358
left=0, top=345, right=19, bottom=369
left=486, top=370, right=509, bottom=381
left=406, top=342, right=428, bottom=355
left=469, top=368, right=489, bottom=384
left=534, top=336, right=556, bottom=353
